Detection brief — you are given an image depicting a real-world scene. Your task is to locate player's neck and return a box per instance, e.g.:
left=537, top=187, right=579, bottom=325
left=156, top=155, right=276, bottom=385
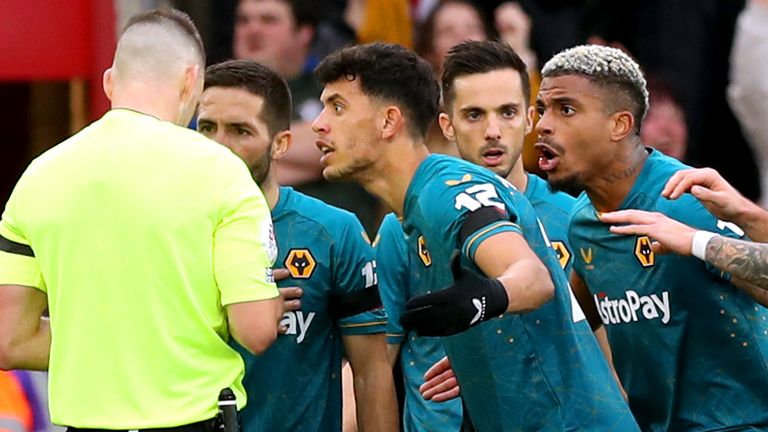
left=359, top=139, right=429, bottom=215
left=586, top=144, right=649, bottom=212
left=507, top=159, right=529, bottom=193
left=261, top=173, right=280, bottom=211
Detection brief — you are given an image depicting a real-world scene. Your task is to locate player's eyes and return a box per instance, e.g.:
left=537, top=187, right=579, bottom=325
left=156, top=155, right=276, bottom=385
left=561, top=106, right=576, bottom=116
left=333, top=103, right=344, bottom=113
left=198, top=124, right=214, bottom=134
left=465, top=112, right=481, bottom=121
left=502, top=109, right=516, bottom=119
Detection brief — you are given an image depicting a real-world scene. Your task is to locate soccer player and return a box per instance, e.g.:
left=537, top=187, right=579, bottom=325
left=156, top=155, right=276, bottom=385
left=0, top=9, right=281, bottom=431
left=197, top=59, right=398, bottom=432
left=375, top=40, right=576, bottom=431
left=535, top=44, right=768, bottom=430
left=312, top=42, right=637, bottom=432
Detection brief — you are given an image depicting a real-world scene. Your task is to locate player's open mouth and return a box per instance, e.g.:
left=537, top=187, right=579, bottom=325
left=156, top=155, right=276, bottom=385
left=535, top=142, right=560, bottom=172
left=316, top=139, right=335, bottom=164
left=481, top=148, right=505, bottom=167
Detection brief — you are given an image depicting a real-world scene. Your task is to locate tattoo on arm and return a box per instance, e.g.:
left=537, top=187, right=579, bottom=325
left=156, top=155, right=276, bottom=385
left=706, top=236, right=768, bottom=291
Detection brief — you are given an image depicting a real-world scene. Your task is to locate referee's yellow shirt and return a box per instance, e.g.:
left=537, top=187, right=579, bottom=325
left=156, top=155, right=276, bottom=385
left=0, top=109, right=278, bottom=428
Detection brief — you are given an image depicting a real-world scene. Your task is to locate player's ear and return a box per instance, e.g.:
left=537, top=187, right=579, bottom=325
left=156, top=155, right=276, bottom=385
left=102, top=67, right=114, bottom=101
left=438, top=112, right=455, bottom=141
left=610, top=110, right=635, bottom=142
left=380, top=105, right=404, bottom=140
left=525, top=105, right=535, bottom=135
left=271, top=130, right=292, bottom=161
left=180, top=64, right=201, bottom=105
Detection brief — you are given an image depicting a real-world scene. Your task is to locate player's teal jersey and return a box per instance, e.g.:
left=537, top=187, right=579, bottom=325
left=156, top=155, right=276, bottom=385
left=375, top=213, right=463, bottom=432
left=570, top=149, right=768, bottom=431
left=232, top=187, right=386, bottom=432
left=375, top=173, right=576, bottom=431
left=524, top=173, right=576, bottom=274
left=401, top=154, right=638, bottom=432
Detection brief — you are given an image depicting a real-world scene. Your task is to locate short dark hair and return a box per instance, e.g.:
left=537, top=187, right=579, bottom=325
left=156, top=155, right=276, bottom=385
left=314, top=43, right=440, bottom=139
left=204, top=60, right=292, bottom=138
left=124, top=8, right=205, bottom=65
left=441, top=40, right=531, bottom=111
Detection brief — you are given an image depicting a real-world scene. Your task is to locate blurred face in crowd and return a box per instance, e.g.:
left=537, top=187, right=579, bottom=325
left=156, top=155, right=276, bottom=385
left=429, top=3, right=486, bottom=72
left=233, top=0, right=312, bottom=77
left=440, top=69, right=533, bottom=178
left=197, top=86, right=274, bottom=184
left=640, top=97, right=687, bottom=160
left=535, top=75, right=620, bottom=194
left=312, top=79, right=382, bottom=181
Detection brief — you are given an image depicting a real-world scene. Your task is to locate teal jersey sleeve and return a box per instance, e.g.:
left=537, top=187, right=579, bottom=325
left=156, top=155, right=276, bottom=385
left=332, top=212, right=387, bottom=335
left=419, top=171, right=523, bottom=263
left=374, top=213, right=409, bottom=344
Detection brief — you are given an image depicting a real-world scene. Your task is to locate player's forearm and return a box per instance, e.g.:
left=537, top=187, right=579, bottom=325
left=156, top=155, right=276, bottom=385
left=732, top=203, right=768, bottom=242
left=353, top=365, right=399, bottom=432
left=498, top=258, right=554, bottom=313
left=0, top=318, right=50, bottom=371
left=705, top=236, right=768, bottom=291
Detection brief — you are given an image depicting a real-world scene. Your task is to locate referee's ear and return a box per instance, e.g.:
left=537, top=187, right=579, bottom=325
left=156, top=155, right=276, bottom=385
left=103, top=68, right=114, bottom=101
left=271, top=130, right=292, bottom=161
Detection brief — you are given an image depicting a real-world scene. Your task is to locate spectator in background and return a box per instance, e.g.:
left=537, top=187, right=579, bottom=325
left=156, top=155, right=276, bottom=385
left=641, top=76, right=689, bottom=161
left=415, top=0, right=492, bottom=157
left=415, top=0, right=491, bottom=80
left=233, top=0, right=381, bottom=234
left=728, top=0, right=768, bottom=207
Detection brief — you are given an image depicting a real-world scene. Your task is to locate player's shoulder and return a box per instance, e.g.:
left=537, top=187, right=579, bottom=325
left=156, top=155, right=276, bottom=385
left=412, top=155, right=509, bottom=203
left=526, top=173, right=576, bottom=214
left=374, top=213, right=406, bottom=248
left=378, top=213, right=404, bottom=237
left=568, top=192, right=594, bottom=221
left=282, top=187, right=364, bottom=234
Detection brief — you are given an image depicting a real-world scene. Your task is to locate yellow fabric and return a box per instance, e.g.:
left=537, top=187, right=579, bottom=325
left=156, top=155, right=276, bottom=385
left=357, top=0, right=413, bottom=48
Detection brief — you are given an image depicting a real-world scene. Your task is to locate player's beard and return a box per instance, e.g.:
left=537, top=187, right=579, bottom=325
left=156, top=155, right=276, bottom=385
left=251, top=144, right=273, bottom=186
left=323, top=153, right=375, bottom=182
left=546, top=171, right=585, bottom=197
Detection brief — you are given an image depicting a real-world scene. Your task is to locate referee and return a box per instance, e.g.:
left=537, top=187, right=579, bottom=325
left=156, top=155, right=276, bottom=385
left=0, top=9, right=281, bottom=431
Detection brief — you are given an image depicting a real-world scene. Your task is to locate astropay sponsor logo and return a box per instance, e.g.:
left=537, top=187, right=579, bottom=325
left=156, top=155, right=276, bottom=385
left=593, top=290, right=671, bottom=325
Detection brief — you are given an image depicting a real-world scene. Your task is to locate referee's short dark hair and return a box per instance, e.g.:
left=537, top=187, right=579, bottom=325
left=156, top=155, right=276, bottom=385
left=204, top=60, right=293, bottom=139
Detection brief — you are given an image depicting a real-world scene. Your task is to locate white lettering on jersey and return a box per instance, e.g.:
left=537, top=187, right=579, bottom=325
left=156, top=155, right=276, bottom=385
left=717, top=219, right=745, bottom=237
left=280, top=311, right=316, bottom=344
left=593, top=291, right=670, bottom=325
left=454, top=183, right=505, bottom=212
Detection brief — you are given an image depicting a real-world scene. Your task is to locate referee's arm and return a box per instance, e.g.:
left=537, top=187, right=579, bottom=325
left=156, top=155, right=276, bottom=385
left=0, top=283, right=49, bottom=371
